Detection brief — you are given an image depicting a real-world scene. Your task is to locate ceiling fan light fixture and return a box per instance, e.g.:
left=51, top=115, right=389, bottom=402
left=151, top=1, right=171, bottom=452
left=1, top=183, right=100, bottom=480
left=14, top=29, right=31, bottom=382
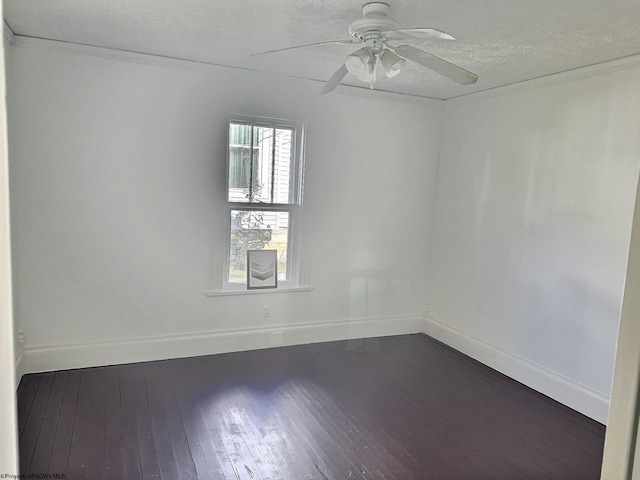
left=380, top=49, right=405, bottom=78
left=356, top=62, right=376, bottom=83
left=345, top=48, right=372, bottom=77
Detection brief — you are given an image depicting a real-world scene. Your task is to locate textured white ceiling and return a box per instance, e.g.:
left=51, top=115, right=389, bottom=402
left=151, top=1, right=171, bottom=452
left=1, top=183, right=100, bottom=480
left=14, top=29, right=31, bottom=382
left=4, top=0, right=640, bottom=99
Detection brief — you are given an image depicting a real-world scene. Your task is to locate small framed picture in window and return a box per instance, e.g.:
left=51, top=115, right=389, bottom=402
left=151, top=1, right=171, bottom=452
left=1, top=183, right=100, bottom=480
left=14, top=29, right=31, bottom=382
left=247, top=250, right=278, bottom=290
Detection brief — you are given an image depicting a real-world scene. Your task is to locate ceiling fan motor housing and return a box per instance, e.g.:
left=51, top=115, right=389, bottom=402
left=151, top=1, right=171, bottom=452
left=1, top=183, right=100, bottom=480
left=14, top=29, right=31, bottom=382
left=362, top=2, right=391, bottom=17
left=349, top=2, right=399, bottom=41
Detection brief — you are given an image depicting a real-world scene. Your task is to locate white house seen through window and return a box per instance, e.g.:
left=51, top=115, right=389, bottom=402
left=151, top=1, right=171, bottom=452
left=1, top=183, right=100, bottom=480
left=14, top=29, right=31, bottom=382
left=226, top=115, right=304, bottom=288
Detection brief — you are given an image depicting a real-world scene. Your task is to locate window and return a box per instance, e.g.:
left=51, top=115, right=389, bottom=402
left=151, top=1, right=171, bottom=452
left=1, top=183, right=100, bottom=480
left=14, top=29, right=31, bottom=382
left=225, top=115, right=304, bottom=289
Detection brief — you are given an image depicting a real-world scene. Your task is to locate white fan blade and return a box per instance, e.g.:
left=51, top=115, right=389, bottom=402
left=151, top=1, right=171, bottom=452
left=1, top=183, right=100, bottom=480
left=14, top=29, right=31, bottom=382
left=384, top=28, right=455, bottom=41
left=393, top=44, right=478, bottom=85
left=252, top=39, right=356, bottom=56
left=319, top=64, right=348, bottom=95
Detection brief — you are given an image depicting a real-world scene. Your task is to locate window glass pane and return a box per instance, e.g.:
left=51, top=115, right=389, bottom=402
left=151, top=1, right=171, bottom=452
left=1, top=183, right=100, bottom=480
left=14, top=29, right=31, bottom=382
left=229, top=123, right=252, bottom=147
left=228, top=121, right=293, bottom=204
left=229, top=209, right=289, bottom=283
left=251, top=126, right=274, bottom=203
left=228, top=123, right=256, bottom=202
left=273, top=128, right=292, bottom=204
left=228, top=147, right=251, bottom=189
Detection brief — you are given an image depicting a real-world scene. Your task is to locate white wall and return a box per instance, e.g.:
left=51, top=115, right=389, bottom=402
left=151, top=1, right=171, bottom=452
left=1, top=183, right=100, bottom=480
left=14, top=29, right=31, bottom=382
left=0, top=13, right=19, bottom=473
left=427, top=62, right=640, bottom=423
left=8, top=38, right=442, bottom=372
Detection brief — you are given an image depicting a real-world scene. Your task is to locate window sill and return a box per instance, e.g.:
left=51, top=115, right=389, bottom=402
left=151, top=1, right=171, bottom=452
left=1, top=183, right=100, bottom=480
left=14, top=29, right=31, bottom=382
left=205, top=286, right=313, bottom=297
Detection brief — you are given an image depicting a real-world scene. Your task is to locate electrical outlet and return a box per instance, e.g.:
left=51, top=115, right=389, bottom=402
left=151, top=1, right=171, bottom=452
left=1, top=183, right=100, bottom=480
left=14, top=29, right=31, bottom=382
left=262, top=305, right=270, bottom=318
left=422, top=304, right=429, bottom=319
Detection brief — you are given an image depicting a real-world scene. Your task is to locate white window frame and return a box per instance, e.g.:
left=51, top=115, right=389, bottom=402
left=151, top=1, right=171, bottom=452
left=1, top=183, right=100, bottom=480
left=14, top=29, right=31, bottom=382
left=222, top=114, right=305, bottom=292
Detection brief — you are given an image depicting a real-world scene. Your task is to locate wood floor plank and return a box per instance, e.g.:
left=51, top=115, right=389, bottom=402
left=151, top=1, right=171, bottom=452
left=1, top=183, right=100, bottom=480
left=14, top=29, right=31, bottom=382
left=28, top=371, right=68, bottom=475
left=294, top=374, right=406, bottom=480
left=188, top=355, right=281, bottom=480
left=213, top=350, right=330, bottom=480
left=285, top=379, right=377, bottom=479
left=18, top=334, right=607, bottom=480
left=135, top=379, right=162, bottom=480
left=48, top=369, right=81, bottom=475
left=233, top=378, right=319, bottom=480
left=168, top=362, right=227, bottom=480
left=177, top=393, right=227, bottom=480
left=66, top=368, right=107, bottom=479
left=17, top=374, right=40, bottom=440
left=157, top=384, right=199, bottom=480
left=122, top=366, right=163, bottom=480
left=103, top=366, right=124, bottom=479
left=19, top=373, right=54, bottom=474
left=187, top=359, right=254, bottom=480
left=267, top=376, right=366, bottom=480
left=119, top=365, right=143, bottom=479
left=197, top=396, right=257, bottom=480
left=312, top=347, right=443, bottom=476
left=146, top=374, right=181, bottom=480
left=222, top=395, right=284, bottom=479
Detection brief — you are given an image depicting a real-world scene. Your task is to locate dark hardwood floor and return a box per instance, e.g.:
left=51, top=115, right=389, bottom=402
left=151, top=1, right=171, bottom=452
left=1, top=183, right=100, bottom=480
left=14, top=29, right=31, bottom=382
left=17, top=334, right=606, bottom=479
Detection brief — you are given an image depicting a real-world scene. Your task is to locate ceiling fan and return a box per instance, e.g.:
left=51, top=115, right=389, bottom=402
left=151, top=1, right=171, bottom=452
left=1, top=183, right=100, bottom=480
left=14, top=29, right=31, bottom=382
left=253, top=2, right=478, bottom=95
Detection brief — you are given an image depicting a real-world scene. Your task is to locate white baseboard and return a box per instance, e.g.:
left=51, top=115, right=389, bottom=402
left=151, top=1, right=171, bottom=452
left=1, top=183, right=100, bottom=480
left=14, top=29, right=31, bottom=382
left=21, top=315, right=424, bottom=375
left=19, top=313, right=609, bottom=424
left=423, top=316, right=610, bottom=424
